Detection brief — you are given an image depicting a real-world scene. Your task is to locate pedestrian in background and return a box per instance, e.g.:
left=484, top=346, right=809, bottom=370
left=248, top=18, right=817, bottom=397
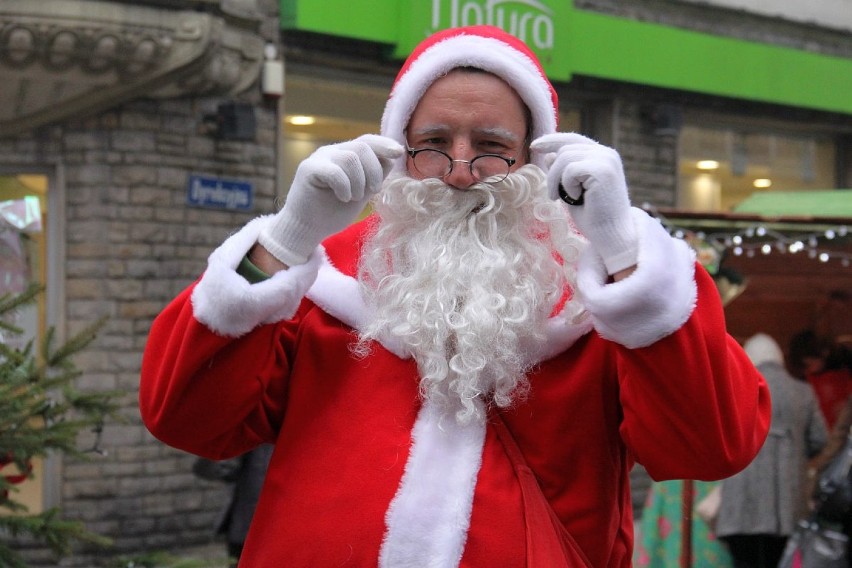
left=809, top=336, right=852, bottom=430
left=716, top=333, right=829, bottom=568
left=193, top=445, right=273, bottom=565
left=634, top=478, right=733, bottom=568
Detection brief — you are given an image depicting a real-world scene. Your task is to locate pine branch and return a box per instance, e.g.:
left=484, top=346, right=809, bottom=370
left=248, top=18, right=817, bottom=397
left=106, top=551, right=217, bottom=568
left=0, top=285, right=41, bottom=336
left=43, top=319, right=101, bottom=370
left=0, top=285, right=120, bottom=566
left=0, top=509, right=112, bottom=563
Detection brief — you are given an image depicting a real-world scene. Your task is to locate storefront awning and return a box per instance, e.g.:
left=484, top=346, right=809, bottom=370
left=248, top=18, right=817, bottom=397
left=732, top=190, right=852, bottom=220
left=645, top=194, right=852, bottom=273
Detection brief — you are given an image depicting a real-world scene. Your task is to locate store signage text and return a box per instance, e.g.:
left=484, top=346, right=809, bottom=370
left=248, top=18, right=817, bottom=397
left=187, top=175, right=253, bottom=211
left=430, top=0, right=555, bottom=50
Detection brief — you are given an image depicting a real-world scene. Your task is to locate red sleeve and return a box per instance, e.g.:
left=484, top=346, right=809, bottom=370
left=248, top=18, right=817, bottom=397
left=139, top=282, right=299, bottom=460
left=618, top=266, right=771, bottom=480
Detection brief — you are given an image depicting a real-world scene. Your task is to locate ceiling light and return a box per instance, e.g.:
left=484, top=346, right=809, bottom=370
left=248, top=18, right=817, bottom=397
left=287, top=115, right=316, bottom=126
left=696, top=160, right=720, bottom=170
left=753, top=178, right=772, bottom=188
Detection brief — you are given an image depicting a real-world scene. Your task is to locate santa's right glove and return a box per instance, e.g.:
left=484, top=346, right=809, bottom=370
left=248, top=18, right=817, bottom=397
left=258, top=134, right=403, bottom=266
left=531, top=133, right=639, bottom=275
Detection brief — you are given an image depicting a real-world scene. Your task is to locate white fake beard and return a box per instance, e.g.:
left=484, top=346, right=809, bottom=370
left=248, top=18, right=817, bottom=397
left=356, top=165, right=587, bottom=424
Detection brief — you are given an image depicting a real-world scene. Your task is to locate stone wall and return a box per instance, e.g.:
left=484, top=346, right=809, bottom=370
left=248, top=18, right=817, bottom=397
left=0, top=0, right=281, bottom=561
left=614, top=100, right=680, bottom=208
left=0, top=93, right=280, bottom=565
left=576, top=0, right=852, bottom=57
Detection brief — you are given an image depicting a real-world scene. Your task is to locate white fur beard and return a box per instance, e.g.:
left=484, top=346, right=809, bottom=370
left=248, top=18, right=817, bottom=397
left=357, top=165, right=587, bottom=424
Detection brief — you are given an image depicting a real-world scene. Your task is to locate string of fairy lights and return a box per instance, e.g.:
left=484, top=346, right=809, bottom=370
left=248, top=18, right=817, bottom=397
left=642, top=204, right=852, bottom=270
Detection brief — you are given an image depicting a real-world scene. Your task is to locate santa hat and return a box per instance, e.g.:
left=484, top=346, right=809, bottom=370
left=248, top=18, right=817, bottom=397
left=380, top=25, right=559, bottom=170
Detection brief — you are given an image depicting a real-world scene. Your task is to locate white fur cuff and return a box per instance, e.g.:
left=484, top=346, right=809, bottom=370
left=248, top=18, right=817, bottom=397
left=577, top=208, right=697, bottom=348
left=191, top=215, right=321, bottom=337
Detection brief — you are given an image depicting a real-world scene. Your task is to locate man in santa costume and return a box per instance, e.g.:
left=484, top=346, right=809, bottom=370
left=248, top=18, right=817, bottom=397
left=140, top=25, right=771, bottom=567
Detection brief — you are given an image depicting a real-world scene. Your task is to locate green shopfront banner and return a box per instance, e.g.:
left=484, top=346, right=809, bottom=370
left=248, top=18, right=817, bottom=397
left=394, top=0, right=572, bottom=78
left=280, top=0, right=571, bottom=76
left=280, top=0, right=852, bottom=115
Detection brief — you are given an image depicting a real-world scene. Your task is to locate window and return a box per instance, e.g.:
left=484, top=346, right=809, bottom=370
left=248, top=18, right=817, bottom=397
left=678, top=125, right=836, bottom=212
left=1, top=173, right=50, bottom=515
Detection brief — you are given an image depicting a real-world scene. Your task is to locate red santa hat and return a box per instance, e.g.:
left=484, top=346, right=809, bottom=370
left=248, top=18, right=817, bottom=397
left=380, top=25, right=559, bottom=169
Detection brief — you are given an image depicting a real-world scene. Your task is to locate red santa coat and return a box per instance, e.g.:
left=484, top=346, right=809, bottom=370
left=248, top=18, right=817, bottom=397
left=140, top=209, right=770, bottom=567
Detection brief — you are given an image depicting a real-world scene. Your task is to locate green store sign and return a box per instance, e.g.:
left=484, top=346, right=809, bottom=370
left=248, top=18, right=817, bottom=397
left=281, top=0, right=852, bottom=115
left=396, top=0, right=568, bottom=74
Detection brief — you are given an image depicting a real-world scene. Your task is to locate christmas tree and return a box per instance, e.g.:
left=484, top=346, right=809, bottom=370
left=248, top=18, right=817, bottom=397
left=0, top=283, right=119, bottom=567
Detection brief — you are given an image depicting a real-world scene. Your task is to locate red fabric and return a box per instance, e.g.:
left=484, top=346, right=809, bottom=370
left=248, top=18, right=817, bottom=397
left=139, top=219, right=770, bottom=567
left=0, top=455, right=31, bottom=485
left=807, top=368, right=852, bottom=429
left=493, top=415, right=593, bottom=567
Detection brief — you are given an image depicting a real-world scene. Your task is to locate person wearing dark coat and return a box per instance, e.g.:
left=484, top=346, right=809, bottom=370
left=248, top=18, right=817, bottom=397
left=194, top=444, right=273, bottom=564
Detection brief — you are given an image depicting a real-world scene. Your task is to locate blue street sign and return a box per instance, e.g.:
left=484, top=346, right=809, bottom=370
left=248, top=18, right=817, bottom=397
left=187, top=175, right=253, bottom=210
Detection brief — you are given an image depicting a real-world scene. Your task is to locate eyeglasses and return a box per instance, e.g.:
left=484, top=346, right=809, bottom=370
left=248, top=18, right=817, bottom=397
left=406, top=147, right=516, bottom=183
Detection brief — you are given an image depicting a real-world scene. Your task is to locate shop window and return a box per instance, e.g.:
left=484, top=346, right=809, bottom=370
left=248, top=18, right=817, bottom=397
left=678, top=125, right=836, bottom=212
left=1, top=173, right=49, bottom=515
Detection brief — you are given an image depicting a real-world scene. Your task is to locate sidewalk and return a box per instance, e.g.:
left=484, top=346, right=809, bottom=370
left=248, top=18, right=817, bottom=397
left=169, top=543, right=231, bottom=567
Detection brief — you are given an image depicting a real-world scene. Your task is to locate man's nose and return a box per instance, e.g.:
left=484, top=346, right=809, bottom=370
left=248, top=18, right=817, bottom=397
left=444, top=145, right=477, bottom=189
left=444, top=159, right=476, bottom=189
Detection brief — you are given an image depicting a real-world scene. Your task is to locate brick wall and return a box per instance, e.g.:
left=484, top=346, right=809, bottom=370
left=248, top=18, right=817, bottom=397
left=613, top=100, right=680, bottom=208
left=0, top=1, right=291, bottom=563
left=576, top=0, right=852, bottom=57
left=0, top=95, right=280, bottom=568
left=67, top=98, right=278, bottom=564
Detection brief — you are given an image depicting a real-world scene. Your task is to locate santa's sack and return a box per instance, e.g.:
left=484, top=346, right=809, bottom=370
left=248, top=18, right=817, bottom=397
left=777, top=518, right=848, bottom=568
left=493, top=415, right=593, bottom=567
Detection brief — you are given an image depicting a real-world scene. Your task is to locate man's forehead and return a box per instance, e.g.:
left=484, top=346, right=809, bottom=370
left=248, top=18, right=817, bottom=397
left=408, top=123, right=521, bottom=142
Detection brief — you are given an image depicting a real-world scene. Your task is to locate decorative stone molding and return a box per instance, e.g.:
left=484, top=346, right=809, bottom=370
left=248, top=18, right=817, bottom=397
left=0, top=0, right=265, bottom=136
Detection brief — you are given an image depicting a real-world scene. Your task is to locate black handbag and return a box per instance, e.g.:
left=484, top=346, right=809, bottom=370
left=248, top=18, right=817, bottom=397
left=777, top=518, right=849, bottom=568
left=813, top=430, right=852, bottom=523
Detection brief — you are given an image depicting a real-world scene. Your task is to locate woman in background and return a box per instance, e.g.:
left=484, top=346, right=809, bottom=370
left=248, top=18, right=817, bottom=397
left=634, top=478, right=733, bottom=568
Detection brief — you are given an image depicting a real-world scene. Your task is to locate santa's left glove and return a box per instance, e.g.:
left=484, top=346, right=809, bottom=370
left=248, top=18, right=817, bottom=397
left=531, top=133, right=639, bottom=275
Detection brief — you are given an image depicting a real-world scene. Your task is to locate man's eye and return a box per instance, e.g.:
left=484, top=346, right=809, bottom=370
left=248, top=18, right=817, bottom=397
left=479, top=140, right=510, bottom=152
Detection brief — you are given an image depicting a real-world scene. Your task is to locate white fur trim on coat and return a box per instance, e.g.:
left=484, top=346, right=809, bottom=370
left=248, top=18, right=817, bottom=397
left=305, top=250, right=409, bottom=358
left=379, top=399, right=487, bottom=568
left=522, top=314, right=595, bottom=366
left=577, top=208, right=697, bottom=348
left=191, top=215, right=321, bottom=337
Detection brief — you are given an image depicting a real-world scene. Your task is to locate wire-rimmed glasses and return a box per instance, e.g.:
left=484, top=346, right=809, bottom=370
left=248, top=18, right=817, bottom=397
left=406, top=147, right=516, bottom=183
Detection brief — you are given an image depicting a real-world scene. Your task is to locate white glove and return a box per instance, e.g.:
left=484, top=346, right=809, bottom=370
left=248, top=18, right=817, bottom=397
left=530, top=133, right=638, bottom=274
left=258, top=134, right=403, bottom=266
